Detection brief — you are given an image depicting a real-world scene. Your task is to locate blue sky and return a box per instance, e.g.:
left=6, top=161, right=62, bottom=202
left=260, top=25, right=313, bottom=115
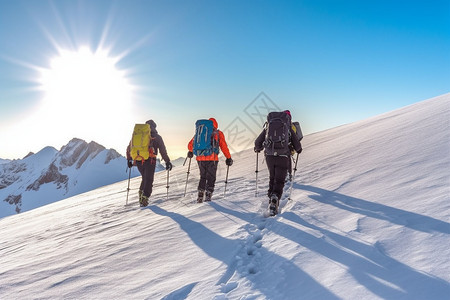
left=0, top=0, right=449, bottom=160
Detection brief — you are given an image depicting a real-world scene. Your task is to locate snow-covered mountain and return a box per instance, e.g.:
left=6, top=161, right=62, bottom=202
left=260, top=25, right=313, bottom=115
left=172, top=156, right=189, bottom=167
left=0, top=94, right=449, bottom=299
left=0, top=158, right=11, bottom=164
left=0, top=138, right=145, bottom=218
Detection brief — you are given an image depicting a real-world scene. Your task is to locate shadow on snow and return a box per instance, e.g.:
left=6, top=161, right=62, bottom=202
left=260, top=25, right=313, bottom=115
left=149, top=205, right=339, bottom=299
left=209, top=188, right=450, bottom=299
left=297, top=184, right=450, bottom=234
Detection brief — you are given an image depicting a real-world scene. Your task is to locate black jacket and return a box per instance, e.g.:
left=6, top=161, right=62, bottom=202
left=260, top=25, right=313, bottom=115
left=149, top=128, right=170, bottom=163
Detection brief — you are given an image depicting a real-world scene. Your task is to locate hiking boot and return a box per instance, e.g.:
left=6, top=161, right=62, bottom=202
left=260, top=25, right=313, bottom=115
left=205, top=191, right=213, bottom=202
left=138, top=189, right=143, bottom=200
left=197, top=190, right=205, bottom=203
left=140, top=195, right=149, bottom=207
left=269, top=194, right=279, bottom=216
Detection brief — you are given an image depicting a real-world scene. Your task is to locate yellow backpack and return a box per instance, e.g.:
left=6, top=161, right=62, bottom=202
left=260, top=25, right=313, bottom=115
left=292, top=121, right=303, bottom=141
left=290, top=122, right=303, bottom=155
left=130, top=124, right=152, bottom=161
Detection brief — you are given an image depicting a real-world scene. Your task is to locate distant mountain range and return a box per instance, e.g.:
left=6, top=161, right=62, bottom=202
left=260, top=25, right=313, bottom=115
left=0, top=138, right=169, bottom=218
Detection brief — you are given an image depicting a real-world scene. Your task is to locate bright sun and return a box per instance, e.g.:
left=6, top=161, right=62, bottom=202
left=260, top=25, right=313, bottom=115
left=36, top=46, right=135, bottom=148
left=40, top=46, right=132, bottom=111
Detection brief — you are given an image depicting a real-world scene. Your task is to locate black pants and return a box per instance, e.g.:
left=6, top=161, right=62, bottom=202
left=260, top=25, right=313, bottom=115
left=137, top=158, right=156, bottom=197
left=197, top=161, right=218, bottom=193
left=266, top=155, right=289, bottom=199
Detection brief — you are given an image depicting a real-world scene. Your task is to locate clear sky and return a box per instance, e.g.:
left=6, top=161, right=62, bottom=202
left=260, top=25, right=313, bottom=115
left=0, top=0, right=449, bottom=160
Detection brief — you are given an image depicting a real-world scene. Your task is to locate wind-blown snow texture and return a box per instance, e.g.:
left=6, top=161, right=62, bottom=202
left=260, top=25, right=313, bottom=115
left=0, top=94, right=449, bottom=299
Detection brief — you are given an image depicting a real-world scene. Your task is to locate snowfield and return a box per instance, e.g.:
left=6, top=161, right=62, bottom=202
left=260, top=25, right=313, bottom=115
left=0, top=94, right=449, bottom=299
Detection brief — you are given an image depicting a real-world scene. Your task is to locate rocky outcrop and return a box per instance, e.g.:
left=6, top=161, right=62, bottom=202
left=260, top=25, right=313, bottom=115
left=105, top=149, right=121, bottom=164
left=26, top=163, right=68, bottom=192
left=76, top=141, right=105, bottom=169
left=4, top=194, right=22, bottom=213
left=0, top=162, right=26, bottom=190
left=23, top=152, right=34, bottom=159
left=57, top=139, right=106, bottom=169
left=58, top=138, right=89, bottom=168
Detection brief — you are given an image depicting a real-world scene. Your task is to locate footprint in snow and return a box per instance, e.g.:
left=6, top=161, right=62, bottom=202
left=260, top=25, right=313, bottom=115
left=220, top=281, right=238, bottom=293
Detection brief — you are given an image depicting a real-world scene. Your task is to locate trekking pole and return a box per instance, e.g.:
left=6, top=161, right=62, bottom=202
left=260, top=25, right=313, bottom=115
left=126, top=166, right=132, bottom=205
left=293, top=153, right=299, bottom=177
left=223, top=165, right=230, bottom=196
left=255, top=152, right=259, bottom=197
left=166, top=169, right=170, bottom=201
left=183, top=157, right=192, bottom=197
left=288, top=153, right=300, bottom=200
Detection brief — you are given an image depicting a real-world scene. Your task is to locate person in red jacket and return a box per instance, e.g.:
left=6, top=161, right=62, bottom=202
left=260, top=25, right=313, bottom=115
left=187, top=118, right=233, bottom=202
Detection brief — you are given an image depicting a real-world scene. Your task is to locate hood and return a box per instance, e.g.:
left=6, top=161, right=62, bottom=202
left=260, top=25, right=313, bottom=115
left=146, top=120, right=158, bottom=135
left=146, top=120, right=157, bottom=129
left=209, top=118, right=218, bottom=129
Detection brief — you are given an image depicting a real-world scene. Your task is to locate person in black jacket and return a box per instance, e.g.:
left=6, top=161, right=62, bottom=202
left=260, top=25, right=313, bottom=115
left=127, top=120, right=172, bottom=206
left=254, top=110, right=302, bottom=215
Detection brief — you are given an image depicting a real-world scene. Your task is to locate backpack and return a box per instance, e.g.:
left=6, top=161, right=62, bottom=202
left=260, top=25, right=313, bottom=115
left=193, top=119, right=219, bottom=156
left=292, top=121, right=303, bottom=142
left=264, top=112, right=291, bottom=156
left=130, top=124, right=153, bottom=161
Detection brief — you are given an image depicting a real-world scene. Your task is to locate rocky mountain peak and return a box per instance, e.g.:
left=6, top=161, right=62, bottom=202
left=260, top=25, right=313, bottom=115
left=57, top=138, right=106, bottom=169
left=23, top=152, right=34, bottom=159
left=1, top=138, right=131, bottom=217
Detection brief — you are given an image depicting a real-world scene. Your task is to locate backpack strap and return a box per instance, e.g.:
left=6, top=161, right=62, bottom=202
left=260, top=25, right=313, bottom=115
left=148, top=137, right=157, bottom=158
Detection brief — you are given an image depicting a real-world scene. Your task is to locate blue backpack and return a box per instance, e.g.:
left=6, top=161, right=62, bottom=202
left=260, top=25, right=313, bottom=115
left=193, top=119, right=219, bottom=156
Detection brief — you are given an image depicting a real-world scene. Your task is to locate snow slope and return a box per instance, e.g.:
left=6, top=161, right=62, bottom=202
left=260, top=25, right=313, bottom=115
left=0, top=94, right=449, bottom=299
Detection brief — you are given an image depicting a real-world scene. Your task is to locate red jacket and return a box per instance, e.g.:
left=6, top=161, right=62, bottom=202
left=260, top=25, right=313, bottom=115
left=188, top=118, right=231, bottom=161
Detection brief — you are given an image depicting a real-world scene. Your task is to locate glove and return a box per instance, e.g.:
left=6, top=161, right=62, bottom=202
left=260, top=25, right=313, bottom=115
left=297, top=147, right=303, bottom=154
left=226, top=158, right=233, bottom=166
left=127, top=160, right=133, bottom=168
left=187, top=151, right=194, bottom=158
left=166, top=161, right=173, bottom=171
left=254, top=147, right=261, bottom=153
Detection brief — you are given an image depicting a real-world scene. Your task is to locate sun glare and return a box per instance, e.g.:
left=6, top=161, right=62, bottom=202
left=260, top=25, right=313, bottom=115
left=36, top=46, right=135, bottom=149
left=40, top=47, right=132, bottom=110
